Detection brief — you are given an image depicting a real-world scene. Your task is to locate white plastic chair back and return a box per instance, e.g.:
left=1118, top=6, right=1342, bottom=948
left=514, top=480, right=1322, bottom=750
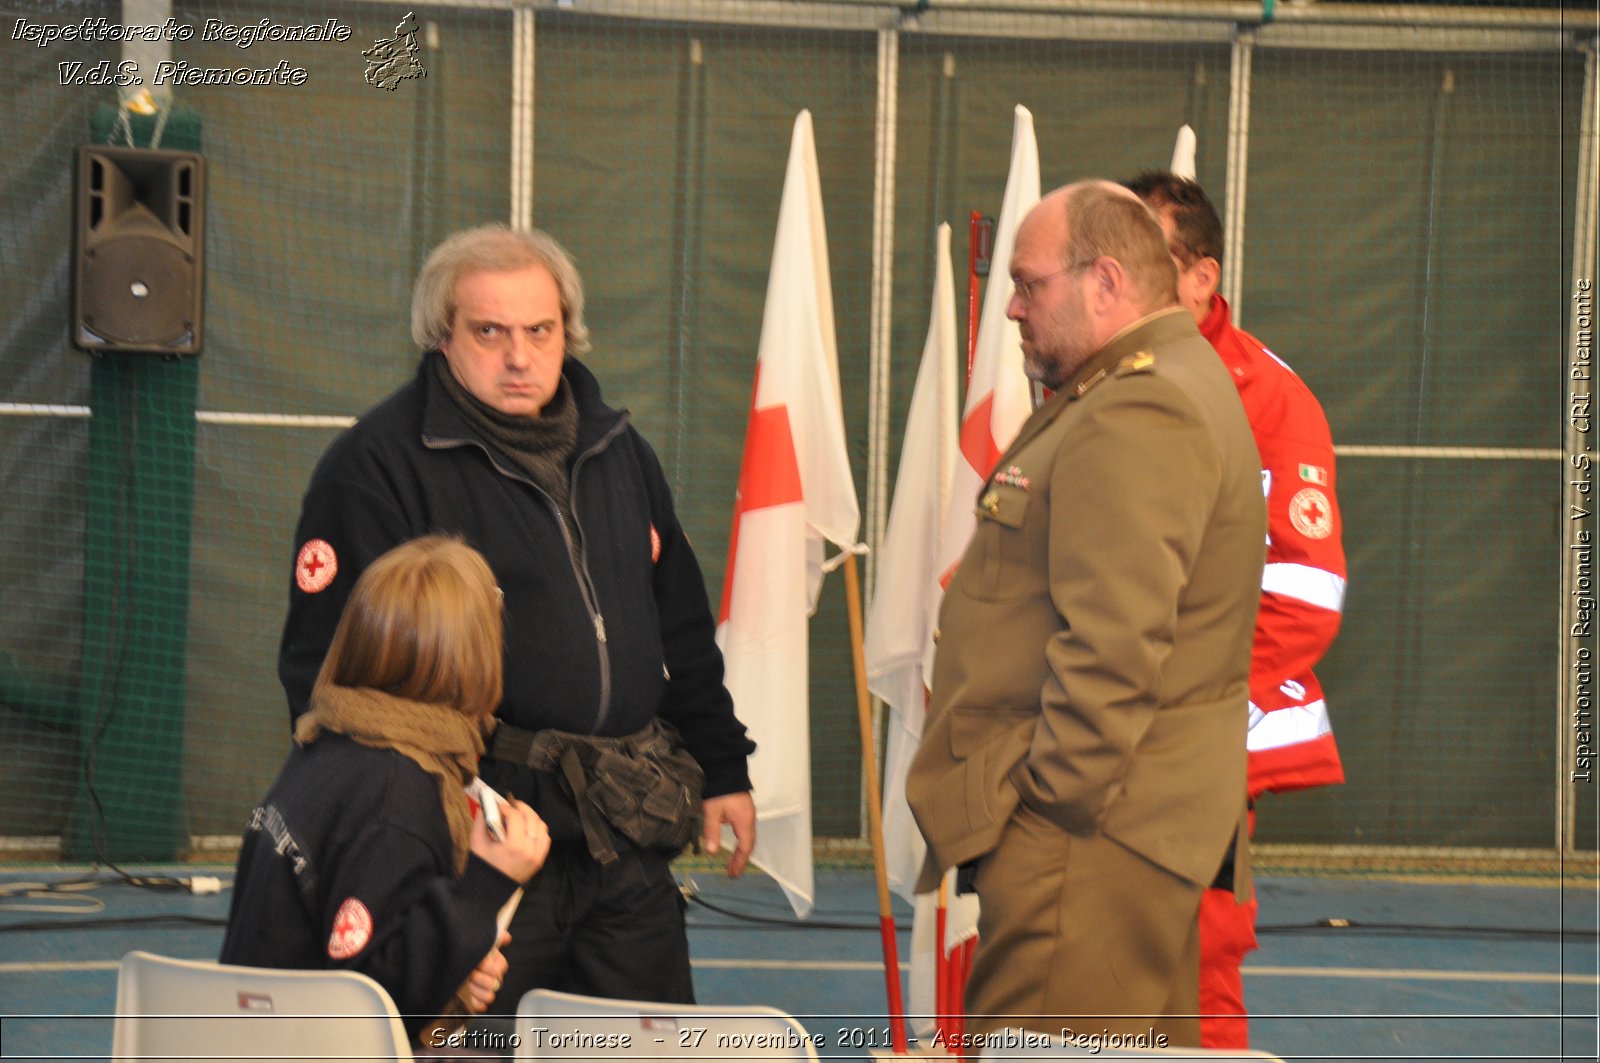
left=113, top=950, right=413, bottom=1062
left=514, top=987, right=820, bottom=1061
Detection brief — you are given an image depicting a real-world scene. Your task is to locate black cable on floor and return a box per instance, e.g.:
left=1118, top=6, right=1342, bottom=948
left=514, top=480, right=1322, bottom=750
left=684, top=886, right=897, bottom=933
left=1257, top=919, right=1588, bottom=941
left=682, top=886, right=1592, bottom=942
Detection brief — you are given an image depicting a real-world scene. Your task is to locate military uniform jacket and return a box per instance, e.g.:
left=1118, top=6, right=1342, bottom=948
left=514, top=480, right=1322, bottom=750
left=906, top=309, right=1265, bottom=894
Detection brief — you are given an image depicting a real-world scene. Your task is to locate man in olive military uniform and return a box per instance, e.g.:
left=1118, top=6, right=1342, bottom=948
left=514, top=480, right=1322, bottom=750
left=906, top=182, right=1264, bottom=1047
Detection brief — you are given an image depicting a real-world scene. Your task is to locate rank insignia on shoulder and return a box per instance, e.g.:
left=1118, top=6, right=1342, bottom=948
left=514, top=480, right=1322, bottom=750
left=993, top=465, right=1031, bottom=490
left=1072, top=367, right=1108, bottom=398
left=1115, top=350, right=1155, bottom=376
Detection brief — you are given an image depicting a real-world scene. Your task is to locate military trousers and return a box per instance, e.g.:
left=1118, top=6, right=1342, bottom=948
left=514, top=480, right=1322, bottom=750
left=965, top=803, right=1205, bottom=1048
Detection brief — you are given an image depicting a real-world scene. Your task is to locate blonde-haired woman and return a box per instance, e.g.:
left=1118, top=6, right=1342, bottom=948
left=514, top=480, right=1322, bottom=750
left=221, top=536, right=549, bottom=1041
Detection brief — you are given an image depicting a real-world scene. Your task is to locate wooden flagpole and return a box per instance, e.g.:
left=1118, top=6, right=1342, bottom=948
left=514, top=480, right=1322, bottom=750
left=842, top=552, right=909, bottom=1054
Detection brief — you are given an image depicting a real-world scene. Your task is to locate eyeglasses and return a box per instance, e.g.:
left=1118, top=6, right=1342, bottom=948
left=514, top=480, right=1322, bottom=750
left=1012, top=259, right=1095, bottom=303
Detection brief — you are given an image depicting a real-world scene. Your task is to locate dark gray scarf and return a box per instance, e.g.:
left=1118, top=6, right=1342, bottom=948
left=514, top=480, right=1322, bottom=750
left=433, top=353, right=578, bottom=522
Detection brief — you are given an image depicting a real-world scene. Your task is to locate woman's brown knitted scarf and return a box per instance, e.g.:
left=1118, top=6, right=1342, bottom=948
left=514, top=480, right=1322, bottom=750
left=294, top=684, right=485, bottom=874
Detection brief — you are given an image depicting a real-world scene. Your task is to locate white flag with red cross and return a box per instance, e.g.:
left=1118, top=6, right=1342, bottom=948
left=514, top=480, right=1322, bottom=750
left=716, top=110, right=859, bottom=920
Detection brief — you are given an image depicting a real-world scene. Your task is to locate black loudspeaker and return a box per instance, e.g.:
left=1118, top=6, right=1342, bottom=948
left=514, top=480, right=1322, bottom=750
left=73, top=145, right=206, bottom=356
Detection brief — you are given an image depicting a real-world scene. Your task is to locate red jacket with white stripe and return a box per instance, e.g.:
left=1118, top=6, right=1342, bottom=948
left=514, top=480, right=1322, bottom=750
left=1201, top=296, right=1346, bottom=797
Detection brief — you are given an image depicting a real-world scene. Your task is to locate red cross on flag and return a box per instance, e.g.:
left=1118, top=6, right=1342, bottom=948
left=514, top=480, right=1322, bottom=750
left=717, top=110, right=860, bottom=919
left=932, top=104, right=1039, bottom=642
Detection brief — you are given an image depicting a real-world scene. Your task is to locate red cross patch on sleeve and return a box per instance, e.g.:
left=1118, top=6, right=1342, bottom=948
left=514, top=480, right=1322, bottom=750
left=327, top=896, right=373, bottom=959
left=295, top=539, right=338, bottom=594
left=1288, top=488, right=1334, bottom=540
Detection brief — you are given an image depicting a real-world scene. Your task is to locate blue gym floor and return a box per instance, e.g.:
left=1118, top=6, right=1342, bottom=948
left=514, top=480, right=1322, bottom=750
left=1, top=867, right=1596, bottom=1061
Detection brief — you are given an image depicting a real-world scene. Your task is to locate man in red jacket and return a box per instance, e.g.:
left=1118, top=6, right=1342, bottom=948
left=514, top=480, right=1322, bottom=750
left=1125, top=172, right=1348, bottom=1049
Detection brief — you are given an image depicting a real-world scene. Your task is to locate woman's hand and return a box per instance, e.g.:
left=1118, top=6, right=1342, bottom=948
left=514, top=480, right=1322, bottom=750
left=459, top=933, right=511, bottom=1012
left=470, top=797, right=550, bottom=882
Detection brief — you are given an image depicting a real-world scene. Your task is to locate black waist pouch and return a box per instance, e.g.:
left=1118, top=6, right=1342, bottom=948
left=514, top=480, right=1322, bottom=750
left=489, top=718, right=704, bottom=864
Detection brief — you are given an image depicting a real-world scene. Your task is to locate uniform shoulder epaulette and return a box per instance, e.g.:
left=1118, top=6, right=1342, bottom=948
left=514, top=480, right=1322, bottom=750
left=1115, top=350, right=1156, bottom=377
left=1072, top=350, right=1156, bottom=399
left=1071, top=367, right=1108, bottom=399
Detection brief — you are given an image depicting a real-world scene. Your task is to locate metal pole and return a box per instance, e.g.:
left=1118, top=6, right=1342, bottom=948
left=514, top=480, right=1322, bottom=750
left=1222, top=26, right=1253, bottom=321
left=862, top=23, right=900, bottom=850
left=511, top=8, right=536, bottom=229
left=667, top=38, right=707, bottom=482
left=868, top=27, right=901, bottom=604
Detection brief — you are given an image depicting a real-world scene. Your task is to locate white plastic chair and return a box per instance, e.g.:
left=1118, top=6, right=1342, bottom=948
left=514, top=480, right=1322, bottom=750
left=975, top=1028, right=1286, bottom=1061
left=112, top=950, right=414, bottom=1062
left=514, top=987, right=820, bottom=1061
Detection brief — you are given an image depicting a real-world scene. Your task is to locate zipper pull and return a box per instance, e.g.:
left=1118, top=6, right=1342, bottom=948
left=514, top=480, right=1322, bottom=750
left=594, top=614, right=607, bottom=643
